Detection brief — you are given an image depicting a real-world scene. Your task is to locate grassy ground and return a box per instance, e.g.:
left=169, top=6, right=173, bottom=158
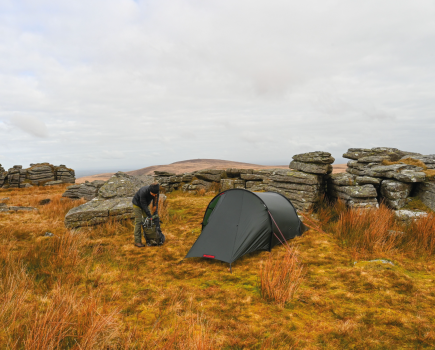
left=0, top=185, right=435, bottom=349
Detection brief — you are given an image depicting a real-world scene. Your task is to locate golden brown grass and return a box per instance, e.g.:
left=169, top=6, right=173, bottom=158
left=259, top=246, right=305, bottom=307
left=382, top=157, right=428, bottom=169
left=1, top=186, right=435, bottom=348
left=382, top=157, right=435, bottom=179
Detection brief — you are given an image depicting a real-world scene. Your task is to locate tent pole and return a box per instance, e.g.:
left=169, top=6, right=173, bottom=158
left=229, top=263, right=232, bottom=274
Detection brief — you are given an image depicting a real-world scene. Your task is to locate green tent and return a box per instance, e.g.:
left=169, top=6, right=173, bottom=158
left=185, top=189, right=307, bottom=265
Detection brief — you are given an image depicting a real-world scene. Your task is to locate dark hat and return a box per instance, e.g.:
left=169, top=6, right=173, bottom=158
left=150, top=183, right=160, bottom=194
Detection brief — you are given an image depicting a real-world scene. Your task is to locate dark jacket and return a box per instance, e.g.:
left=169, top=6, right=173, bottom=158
left=132, top=185, right=159, bottom=218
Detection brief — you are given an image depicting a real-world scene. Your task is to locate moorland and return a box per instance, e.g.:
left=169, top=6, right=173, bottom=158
left=0, top=184, right=435, bottom=349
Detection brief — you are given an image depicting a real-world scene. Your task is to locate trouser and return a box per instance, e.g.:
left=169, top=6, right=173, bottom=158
left=133, top=205, right=147, bottom=243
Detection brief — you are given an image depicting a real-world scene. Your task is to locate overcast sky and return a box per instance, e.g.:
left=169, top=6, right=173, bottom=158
left=1, top=0, right=434, bottom=175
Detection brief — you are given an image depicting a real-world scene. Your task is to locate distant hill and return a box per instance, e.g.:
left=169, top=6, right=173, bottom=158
left=76, top=158, right=346, bottom=183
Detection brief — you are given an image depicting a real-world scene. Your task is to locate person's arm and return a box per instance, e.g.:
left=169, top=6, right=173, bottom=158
left=139, top=192, right=152, bottom=218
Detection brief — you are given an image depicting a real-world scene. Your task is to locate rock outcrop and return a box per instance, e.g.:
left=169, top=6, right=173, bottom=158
left=0, top=162, right=76, bottom=188
left=327, top=147, right=434, bottom=210
left=65, top=172, right=144, bottom=228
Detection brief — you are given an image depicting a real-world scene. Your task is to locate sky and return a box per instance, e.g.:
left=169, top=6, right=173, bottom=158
left=1, top=0, right=434, bottom=176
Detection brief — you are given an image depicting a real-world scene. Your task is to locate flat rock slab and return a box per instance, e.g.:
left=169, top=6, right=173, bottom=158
left=270, top=169, right=324, bottom=185
left=394, top=210, right=428, bottom=221
left=44, top=180, right=64, bottom=186
left=289, top=160, right=333, bottom=175
left=329, top=183, right=377, bottom=198
left=65, top=197, right=134, bottom=228
left=8, top=206, right=38, bottom=212
left=292, top=151, right=335, bottom=164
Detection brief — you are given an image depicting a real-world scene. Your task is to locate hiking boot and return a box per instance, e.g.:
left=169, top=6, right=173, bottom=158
left=134, top=242, right=145, bottom=248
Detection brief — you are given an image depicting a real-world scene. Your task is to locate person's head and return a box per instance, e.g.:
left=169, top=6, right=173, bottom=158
left=150, top=183, right=160, bottom=196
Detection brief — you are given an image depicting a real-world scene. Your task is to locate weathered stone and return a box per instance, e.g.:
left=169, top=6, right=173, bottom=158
left=62, top=184, right=81, bottom=199
left=226, top=168, right=253, bottom=177
left=252, top=169, right=278, bottom=176
left=77, top=180, right=106, bottom=200
left=183, top=179, right=213, bottom=192
left=270, top=170, right=323, bottom=185
left=329, top=183, right=377, bottom=198
left=393, top=170, right=426, bottom=183
left=98, top=172, right=145, bottom=199
left=220, top=179, right=235, bottom=191
left=347, top=198, right=379, bottom=209
left=249, top=183, right=267, bottom=191
left=168, top=175, right=183, bottom=183
left=382, top=198, right=407, bottom=210
left=195, top=173, right=221, bottom=182
left=137, top=175, right=155, bottom=186
left=8, top=206, right=37, bottom=211
left=289, top=161, right=333, bottom=175
left=181, top=173, right=194, bottom=182
left=327, top=173, right=357, bottom=186
left=240, top=174, right=263, bottom=181
left=234, top=179, right=245, bottom=189
left=357, top=156, right=391, bottom=163
left=39, top=199, right=51, bottom=205
left=199, top=169, right=224, bottom=175
left=265, top=187, right=316, bottom=211
left=343, top=147, right=405, bottom=161
left=292, top=151, right=335, bottom=164
left=268, top=181, right=321, bottom=192
left=44, top=180, right=64, bottom=186
left=355, top=176, right=381, bottom=185
left=65, top=198, right=130, bottom=228
left=343, top=148, right=371, bottom=160
left=266, top=186, right=320, bottom=202
left=394, top=210, right=428, bottom=221
left=415, top=181, right=435, bottom=211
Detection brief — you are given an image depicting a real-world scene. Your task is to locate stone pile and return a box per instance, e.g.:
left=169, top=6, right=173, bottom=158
left=328, top=147, right=434, bottom=210
left=0, top=162, right=76, bottom=188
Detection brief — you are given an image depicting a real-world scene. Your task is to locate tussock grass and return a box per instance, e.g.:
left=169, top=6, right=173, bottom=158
left=1, top=185, right=435, bottom=348
left=325, top=203, right=435, bottom=259
left=259, top=246, right=305, bottom=307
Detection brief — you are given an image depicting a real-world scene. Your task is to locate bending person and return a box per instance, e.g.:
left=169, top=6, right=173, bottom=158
left=132, top=183, right=160, bottom=247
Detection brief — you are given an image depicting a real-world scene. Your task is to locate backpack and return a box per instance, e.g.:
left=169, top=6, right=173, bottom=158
left=142, top=217, right=165, bottom=246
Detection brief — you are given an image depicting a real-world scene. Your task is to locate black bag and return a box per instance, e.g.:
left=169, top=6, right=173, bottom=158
left=142, top=217, right=165, bottom=246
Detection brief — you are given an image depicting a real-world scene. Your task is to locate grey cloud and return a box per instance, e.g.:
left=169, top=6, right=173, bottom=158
left=9, top=115, right=49, bottom=138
